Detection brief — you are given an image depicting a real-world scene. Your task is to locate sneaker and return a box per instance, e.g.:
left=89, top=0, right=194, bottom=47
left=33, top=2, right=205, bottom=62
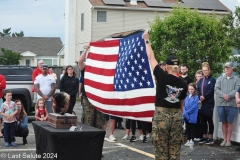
left=4, top=142, right=9, bottom=147
left=122, top=134, right=129, bottom=140
left=205, top=138, right=214, bottom=145
left=194, top=138, right=201, bottom=141
left=139, top=134, right=143, bottom=140
left=11, top=142, right=17, bottom=147
left=198, top=137, right=207, bottom=144
left=220, top=141, right=226, bottom=146
left=146, top=133, right=151, bottom=138
left=184, top=140, right=190, bottom=146
left=225, top=141, right=231, bottom=147
left=130, top=136, right=137, bottom=142
left=142, top=136, right=148, bottom=143
left=109, top=135, right=116, bottom=141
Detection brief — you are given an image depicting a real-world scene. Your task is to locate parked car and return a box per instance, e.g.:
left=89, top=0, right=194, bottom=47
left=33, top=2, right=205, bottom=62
left=0, top=66, right=34, bottom=113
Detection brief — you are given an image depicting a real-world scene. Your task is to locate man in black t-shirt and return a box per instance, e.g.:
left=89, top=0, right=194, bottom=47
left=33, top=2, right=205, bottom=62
left=143, top=31, right=187, bottom=160
left=180, top=63, right=193, bottom=85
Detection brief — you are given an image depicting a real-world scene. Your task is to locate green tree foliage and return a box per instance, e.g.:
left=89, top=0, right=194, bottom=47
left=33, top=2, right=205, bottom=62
left=15, top=31, right=24, bottom=37
left=149, top=7, right=232, bottom=77
left=0, top=28, right=24, bottom=37
left=0, top=48, right=22, bottom=65
left=0, top=28, right=11, bottom=37
left=221, top=6, right=240, bottom=75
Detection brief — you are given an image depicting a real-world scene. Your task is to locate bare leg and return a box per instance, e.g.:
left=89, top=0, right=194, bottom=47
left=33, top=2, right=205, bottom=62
left=109, top=119, right=116, bottom=136
left=222, top=122, right=227, bottom=141
left=226, top=123, right=233, bottom=142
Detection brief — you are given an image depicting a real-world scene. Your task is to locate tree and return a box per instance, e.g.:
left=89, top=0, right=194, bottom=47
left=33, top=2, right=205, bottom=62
left=149, top=7, right=232, bottom=77
left=0, top=28, right=11, bottom=37
left=0, top=48, right=23, bottom=65
left=0, top=28, right=24, bottom=37
left=221, top=6, right=240, bottom=75
left=15, top=31, right=24, bottom=37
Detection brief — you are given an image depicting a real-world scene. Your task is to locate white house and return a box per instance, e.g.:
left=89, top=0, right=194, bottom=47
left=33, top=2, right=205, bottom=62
left=64, top=0, right=230, bottom=65
left=0, top=37, right=63, bottom=66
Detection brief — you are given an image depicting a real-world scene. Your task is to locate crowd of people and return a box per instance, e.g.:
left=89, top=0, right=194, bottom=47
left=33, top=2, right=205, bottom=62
left=78, top=31, right=240, bottom=159
left=0, top=59, right=75, bottom=147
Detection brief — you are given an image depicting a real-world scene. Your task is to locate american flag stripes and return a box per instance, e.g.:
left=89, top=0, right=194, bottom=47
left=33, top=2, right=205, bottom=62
left=84, top=32, right=155, bottom=122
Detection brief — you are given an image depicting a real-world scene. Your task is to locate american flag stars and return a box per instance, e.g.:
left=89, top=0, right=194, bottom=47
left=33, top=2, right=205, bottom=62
left=114, top=33, right=154, bottom=91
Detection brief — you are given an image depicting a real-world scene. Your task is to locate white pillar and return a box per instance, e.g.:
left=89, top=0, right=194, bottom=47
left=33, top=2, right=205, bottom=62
left=64, top=0, right=76, bottom=66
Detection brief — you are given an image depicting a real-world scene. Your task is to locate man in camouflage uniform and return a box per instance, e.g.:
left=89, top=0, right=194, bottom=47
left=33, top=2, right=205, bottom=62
left=81, top=97, right=105, bottom=129
left=143, top=31, right=187, bottom=160
left=78, top=43, right=105, bottom=129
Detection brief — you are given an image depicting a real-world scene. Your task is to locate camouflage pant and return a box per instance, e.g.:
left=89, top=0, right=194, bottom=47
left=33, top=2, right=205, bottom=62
left=81, top=97, right=105, bottom=129
left=152, top=107, right=183, bottom=160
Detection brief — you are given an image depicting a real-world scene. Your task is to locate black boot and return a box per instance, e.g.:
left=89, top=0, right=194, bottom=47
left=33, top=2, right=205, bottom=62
left=23, top=138, right=27, bottom=145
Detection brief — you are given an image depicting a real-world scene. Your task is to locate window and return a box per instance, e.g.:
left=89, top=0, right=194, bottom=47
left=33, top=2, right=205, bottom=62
left=97, top=11, right=107, bottom=22
left=53, top=59, right=57, bottom=66
left=14, top=69, right=32, bottom=75
left=81, top=13, right=84, bottom=30
left=37, top=59, right=58, bottom=66
left=0, top=70, right=9, bottom=75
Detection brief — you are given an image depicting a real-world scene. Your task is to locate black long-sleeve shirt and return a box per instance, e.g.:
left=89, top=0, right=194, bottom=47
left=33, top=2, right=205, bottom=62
left=60, top=75, right=79, bottom=97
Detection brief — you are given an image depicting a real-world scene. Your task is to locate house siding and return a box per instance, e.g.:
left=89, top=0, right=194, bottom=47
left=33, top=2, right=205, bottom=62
left=76, top=0, right=92, bottom=59
left=91, top=9, right=165, bottom=41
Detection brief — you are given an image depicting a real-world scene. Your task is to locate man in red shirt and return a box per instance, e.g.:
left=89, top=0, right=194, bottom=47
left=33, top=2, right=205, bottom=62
left=32, top=60, right=44, bottom=106
left=0, top=74, right=6, bottom=138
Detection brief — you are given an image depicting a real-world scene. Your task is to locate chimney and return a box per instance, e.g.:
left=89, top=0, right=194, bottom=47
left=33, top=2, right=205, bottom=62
left=130, top=0, right=137, bottom=5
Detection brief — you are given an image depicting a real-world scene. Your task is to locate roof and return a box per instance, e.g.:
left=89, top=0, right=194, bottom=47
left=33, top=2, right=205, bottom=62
left=88, top=0, right=230, bottom=12
left=0, top=37, right=63, bottom=56
left=103, top=29, right=144, bottom=39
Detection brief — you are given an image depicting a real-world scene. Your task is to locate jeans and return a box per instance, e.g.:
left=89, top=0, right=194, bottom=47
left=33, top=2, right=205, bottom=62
left=4, top=122, right=15, bottom=143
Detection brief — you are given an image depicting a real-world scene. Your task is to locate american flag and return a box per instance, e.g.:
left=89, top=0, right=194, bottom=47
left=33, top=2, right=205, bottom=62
left=84, top=32, right=155, bottom=122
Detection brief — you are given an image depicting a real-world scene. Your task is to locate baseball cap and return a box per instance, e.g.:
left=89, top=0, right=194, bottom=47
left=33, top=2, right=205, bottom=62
left=159, top=61, right=166, bottom=66
left=166, top=55, right=179, bottom=65
left=224, top=62, right=233, bottom=68
left=41, top=64, right=48, bottom=69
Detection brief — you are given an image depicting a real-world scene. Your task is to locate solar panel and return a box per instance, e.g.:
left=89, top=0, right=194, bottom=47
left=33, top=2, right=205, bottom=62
left=201, top=0, right=228, bottom=11
left=182, top=0, right=201, bottom=3
left=144, top=0, right=168, bottom=7
left=185, top=3, right=207, bottom=9
left=165, top=3, right=186, bottom=7
left=206, top=4, right=228, bottom=10
left=102, top=0, right=126, bottom=6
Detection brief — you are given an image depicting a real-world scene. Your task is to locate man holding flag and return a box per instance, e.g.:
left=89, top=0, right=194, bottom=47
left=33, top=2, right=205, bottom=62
left=78, top=43, right=105, bottom=130
left=142, top=30, right=187, bottom=160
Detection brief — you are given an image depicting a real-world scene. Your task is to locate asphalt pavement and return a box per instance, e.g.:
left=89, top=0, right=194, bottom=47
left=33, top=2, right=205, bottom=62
left=0, top=102, right=239, bottom=160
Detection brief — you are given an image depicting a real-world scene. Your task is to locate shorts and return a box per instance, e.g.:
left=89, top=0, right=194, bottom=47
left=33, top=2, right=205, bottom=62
left=104, top=114, right=117, bottom=121
left=218, top=106, right=238, bottom=123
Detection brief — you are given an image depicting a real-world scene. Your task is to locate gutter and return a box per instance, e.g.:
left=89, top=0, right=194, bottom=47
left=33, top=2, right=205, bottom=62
left=92, top=6, right=230, bottom=15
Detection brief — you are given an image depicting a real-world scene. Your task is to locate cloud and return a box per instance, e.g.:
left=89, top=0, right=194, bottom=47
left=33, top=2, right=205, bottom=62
left=0, top=0, right=65, bottom=42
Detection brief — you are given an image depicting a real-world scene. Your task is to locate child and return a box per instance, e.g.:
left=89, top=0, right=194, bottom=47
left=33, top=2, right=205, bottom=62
left=35, top=98, right=48, bottom=121
left=183, top=83, right=199, bottom=146
left=1, top=90, right=18, bottom=147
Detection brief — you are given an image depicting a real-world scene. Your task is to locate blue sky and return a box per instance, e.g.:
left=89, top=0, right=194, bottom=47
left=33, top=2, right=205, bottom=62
left=0, top=0, right=238, bottom=45
left=0, top=0, right=65, bottom=42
